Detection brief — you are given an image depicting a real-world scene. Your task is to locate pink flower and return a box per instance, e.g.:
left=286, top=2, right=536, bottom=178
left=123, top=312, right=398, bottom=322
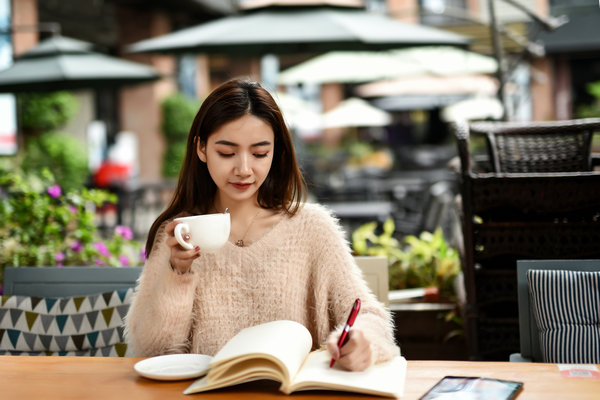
left=69, top=205, right=78, bottom=214
left=115, top=225, right=134, bottom=240
left=93, top=242, right=110, bottom=257
left=140, top=248, right=147, bottom=261
left=54, top=252, right=65, bottom=266
left=47, top=185, right=62, bottom=198
left=119, top=255, right=130, bottom=267
left=70, top=241, right=83, bottom=252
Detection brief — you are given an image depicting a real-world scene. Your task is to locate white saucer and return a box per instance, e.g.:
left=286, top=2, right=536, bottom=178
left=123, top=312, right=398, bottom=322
left=134, top=354, right=213, bottom=381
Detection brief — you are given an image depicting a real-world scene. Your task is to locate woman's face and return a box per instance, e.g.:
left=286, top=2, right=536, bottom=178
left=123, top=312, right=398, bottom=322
left=198, top=114, right=275, bottom=205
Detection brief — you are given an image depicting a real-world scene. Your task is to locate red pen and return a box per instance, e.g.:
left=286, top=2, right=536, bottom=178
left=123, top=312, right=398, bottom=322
left=330, top=298, right=361, bottom=368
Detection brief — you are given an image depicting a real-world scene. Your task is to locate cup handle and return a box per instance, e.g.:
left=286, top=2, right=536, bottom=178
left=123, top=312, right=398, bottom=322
left=174, top=223, right=194, bottom=250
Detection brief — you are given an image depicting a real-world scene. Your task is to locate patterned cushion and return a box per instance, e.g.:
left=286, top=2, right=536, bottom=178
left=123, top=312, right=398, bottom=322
left=527, top=269, right=600, bottom=363
left=0, top=288, right=133, bottom=356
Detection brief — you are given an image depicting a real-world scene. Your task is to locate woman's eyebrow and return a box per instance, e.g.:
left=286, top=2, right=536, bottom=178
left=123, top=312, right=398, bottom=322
left=214, top=140, right=272, bottom=147
left=252, top=140, right=272, bottom=147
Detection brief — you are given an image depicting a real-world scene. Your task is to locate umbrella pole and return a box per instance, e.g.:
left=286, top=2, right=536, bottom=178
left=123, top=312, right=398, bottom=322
left=487, top=0, right=509, bottom=122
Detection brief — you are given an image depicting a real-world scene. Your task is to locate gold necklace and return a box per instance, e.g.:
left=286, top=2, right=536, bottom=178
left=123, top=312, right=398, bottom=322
left=235, top=209, right=261, bottom=247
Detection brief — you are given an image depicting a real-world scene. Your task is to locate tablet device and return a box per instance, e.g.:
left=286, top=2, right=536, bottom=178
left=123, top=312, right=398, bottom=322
left=420, top=376, right=523, bottom=399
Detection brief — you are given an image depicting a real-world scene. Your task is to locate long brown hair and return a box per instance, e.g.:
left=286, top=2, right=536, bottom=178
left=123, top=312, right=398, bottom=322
left=146, top=78, right=307, bottom=256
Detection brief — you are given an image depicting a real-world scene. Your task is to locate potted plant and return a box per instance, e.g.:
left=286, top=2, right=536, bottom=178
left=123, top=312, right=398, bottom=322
left=352, top=219, right=466, bottom=359
left=0, top=166, right=144, bottom=296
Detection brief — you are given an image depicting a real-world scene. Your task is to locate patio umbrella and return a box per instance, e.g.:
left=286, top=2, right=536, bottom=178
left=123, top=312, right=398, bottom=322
left=273, top=91, right=322, bottom=136
left=355, top=74, right=498, bottom=97
left=0, top=36, right=160, bottom=93
left=277, top=46, right=497, bottom=85
left=441, top=97, right=504, bottom=122
left=126, top=6, right=470, bottom=56
left=322, top=97, right=391, bottom=128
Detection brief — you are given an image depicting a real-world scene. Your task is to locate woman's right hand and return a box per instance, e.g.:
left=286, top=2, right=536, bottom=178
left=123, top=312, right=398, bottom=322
left=165, top=220, right=201, bottom=274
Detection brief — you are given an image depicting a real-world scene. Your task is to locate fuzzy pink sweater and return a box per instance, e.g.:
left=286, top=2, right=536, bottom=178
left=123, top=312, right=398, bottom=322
left=124, top=202, right=399, bottom=362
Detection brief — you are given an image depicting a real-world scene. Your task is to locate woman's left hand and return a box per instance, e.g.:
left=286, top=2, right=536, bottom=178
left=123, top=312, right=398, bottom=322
left=326, top=326, right=374, bottom=371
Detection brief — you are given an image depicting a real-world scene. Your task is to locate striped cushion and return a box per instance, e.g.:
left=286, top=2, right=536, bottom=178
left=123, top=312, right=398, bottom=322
left=527, top=269, right=600, bottom=363
left=0, top=288, right=132, bottom=356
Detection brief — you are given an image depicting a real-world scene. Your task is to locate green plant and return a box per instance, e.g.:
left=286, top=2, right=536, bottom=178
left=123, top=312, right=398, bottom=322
left=16, top=90, right=89, bottom=191
left=21, top=131, right=89, bottom=192
left=575, top=81, right=600, bottom=119
left=18, top=91, right=79, bottom=132
left=0, top=166, right=144, bottom=293
left=352, top=219, right=461, bottom=300
left=161, top=93, right=201, bottom=177
left=162, top=140, right=188, bottom=178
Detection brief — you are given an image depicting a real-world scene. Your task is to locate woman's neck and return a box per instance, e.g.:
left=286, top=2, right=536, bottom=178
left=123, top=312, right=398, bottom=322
left=212, top=195, right=261, bottom=218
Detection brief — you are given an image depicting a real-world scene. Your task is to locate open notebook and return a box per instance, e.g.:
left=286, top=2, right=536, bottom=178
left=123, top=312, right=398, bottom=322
left=184, top=320, right=406, bottom=398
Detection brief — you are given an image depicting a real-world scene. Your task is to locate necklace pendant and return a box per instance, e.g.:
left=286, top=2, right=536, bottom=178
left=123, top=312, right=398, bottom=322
left=235, top=239, right=244, bottom=247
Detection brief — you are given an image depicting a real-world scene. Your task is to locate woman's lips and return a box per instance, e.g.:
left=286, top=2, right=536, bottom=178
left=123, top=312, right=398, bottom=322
left=231, top=182, right=252, bottom=190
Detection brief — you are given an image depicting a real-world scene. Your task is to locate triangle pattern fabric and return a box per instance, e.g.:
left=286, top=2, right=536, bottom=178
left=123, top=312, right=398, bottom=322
left=30, top=296, right=43, bottom=311
left=41, top=314, right=55, bottom=333
left=71, top=334, right=85, bottom=351
left=116, top=289, right=128, bottom=303
left=55, top=315, right=68, bottom=333
left=87, top=331, right=99, bottom=348
left=55, top=335, right=69, bottom=351
left=86, top=310, right=99, bottom=329
left=9, top=309, right=23, bottom=326
left=16, top=296, right=29, bottom=308
left=102, top=292, right=113, bottom=307
left=25, top=312, right=39, bottom=331
left=87, top=294, right=99, bottom=309
left=7, top=329, right=20, bottom=348
left=71, top=314, right=84, bottom=332
left=23, top=332, right=37, bottom=351
left=59, top=298, right=70, bottom=313
left=44, top=298, right=58, bottom=313
left=116, top=304, right=129, bottom=321
left=73, top=297, right=86, bottom=312
left=101, top=308, right=114, bottom=327
left=39, top=334, right=52, bottom=350
left=0, top=288, right=133, bottom=356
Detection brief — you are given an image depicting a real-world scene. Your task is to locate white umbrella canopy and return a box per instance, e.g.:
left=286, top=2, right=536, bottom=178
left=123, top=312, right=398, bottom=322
left=277, top=51, right=423, bottom=84
left=277, top=46, right=497, bottom=85
left=0, top=36, right=161, bottom=93
left=126, top=6, right=470, bottom=56
left=355, top=74, right=498, bottom=97
left=322, top=97, right=392, bottom=128
left=273, top=91, right=323, bottom=137
left=441, top=97, right=504, bottom=122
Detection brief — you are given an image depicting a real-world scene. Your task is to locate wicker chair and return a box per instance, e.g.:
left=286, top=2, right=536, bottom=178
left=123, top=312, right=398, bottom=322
left=453, top=118, right=600, bottom=361
left=467, top=118, right=600, bottom=173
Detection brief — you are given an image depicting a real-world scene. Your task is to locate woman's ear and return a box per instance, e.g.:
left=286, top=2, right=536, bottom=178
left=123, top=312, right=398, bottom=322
left=197, top=138, right=207, bottom=163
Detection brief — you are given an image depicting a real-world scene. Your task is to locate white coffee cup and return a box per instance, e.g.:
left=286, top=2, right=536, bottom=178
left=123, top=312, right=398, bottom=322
left=173, top=212, right=231, bottom=253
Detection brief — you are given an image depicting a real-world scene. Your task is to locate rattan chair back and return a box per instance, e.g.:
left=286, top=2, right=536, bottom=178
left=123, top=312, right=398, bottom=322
left=469, top=119, right=600, bottom=172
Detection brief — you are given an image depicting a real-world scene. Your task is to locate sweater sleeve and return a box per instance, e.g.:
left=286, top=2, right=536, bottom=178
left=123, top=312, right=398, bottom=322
left=308, top=204, right=400, bottom=363
left=124, top=223, right=198, bottom=356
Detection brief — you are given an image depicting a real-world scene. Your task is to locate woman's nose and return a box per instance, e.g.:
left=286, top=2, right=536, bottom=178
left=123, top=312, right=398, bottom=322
left=236, top=154, right=251, bottom=175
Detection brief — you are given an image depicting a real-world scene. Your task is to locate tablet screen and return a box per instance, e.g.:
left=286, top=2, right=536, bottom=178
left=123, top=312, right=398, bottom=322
left=420, top=376, right=523, bottom=400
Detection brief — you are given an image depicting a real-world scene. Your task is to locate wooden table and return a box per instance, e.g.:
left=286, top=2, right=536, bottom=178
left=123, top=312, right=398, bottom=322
left=0, top=356, right=598, bottom=399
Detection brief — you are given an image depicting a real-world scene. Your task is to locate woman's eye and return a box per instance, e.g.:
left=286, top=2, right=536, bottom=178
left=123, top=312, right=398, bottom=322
left=218, top=152, right=234, bottom=158
left=254, top=153, right=269, bottom=158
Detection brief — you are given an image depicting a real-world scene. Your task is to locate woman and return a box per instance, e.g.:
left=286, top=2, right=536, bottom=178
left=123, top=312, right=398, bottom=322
left=125, top=78, right=398, bottom=371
